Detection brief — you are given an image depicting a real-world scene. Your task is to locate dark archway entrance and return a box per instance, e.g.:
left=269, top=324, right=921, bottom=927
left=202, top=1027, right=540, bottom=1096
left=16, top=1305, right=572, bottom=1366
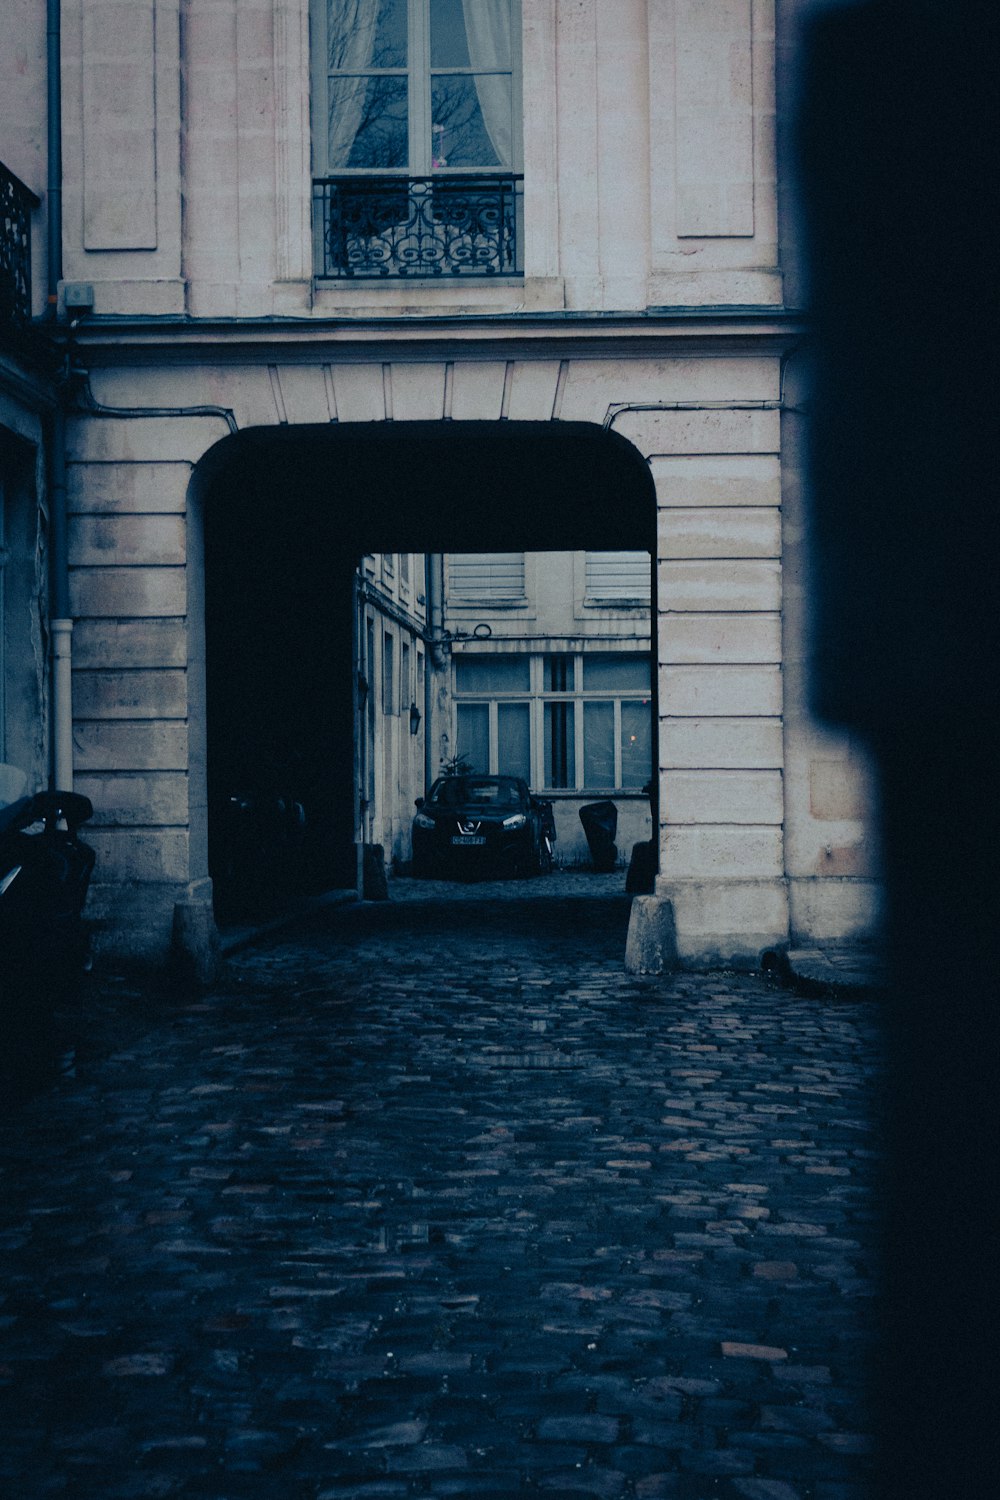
left=201, top=421, right=657, bottom=916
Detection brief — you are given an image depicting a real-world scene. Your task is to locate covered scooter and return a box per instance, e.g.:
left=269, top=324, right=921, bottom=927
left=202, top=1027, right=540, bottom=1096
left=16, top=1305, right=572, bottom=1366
left=0, top=765, right=96, bottom=1073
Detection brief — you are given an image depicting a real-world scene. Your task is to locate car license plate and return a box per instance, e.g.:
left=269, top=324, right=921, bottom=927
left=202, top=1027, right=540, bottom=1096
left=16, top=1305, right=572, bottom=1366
left=452, top=835, right=486, bottom=846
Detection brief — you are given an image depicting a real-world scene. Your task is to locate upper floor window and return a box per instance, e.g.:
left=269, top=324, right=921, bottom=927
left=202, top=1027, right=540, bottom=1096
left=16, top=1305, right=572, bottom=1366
left=313, top=1, right=523, bottom=278
left=448, top=552, right=525, bottom=603
left=585, top=551, right=651, bottom=605
left=453, top=651, right=652, bottom=793
left=316, top=0, right=518, bottom=175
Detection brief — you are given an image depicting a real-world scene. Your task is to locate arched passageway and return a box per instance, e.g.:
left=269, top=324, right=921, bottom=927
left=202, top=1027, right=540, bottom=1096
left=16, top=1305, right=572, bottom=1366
left=199, top=421, right=657, bottom=915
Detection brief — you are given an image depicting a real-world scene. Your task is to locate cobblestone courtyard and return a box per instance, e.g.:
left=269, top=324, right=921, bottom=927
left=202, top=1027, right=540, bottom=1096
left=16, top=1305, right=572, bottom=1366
left=0, top=885, right=883, bottom=1499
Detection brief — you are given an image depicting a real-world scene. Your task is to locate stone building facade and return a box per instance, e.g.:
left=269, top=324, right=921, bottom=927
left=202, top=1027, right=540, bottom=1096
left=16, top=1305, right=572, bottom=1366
left=444, top=548, right=654, bottom=866
left=0, top=0, right=881, bottom=967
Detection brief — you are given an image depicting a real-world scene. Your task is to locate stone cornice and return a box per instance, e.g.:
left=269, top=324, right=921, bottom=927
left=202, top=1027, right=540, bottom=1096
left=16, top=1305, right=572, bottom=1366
left=64, top=307, right=804, bottom=367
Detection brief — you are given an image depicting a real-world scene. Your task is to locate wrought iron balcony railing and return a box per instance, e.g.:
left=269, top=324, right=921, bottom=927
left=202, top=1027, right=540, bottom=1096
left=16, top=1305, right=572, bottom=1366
left=314, top=174, right=523, bottom=280
left=1, top=162, right=39, bottom=325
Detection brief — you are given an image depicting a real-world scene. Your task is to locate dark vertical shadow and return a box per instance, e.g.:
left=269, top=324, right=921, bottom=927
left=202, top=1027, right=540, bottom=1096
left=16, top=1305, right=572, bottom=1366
left=796, top=4, right=997, bottom=1496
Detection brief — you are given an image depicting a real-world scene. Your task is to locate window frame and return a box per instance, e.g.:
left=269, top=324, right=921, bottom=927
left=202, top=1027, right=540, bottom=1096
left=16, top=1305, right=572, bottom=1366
left=447, top=551, right=526, bottom=607
left=312, top=0, right=523, bottom=179
left=452, top=650, right=653, bottom=793
left=581, top=549, right=652, bottom=609
left=382, top=628, right=395, bottom=715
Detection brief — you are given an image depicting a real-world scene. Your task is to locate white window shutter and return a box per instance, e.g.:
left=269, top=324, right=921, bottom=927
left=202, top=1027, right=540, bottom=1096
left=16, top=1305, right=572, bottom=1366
left=449, top=553, right=525, bottom=601
left=585, top=551, right=650, bottom=601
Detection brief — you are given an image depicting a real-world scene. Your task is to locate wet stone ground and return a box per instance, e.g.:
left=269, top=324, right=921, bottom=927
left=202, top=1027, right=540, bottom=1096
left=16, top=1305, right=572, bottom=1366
left=0, top=882, right=883, bottom=1499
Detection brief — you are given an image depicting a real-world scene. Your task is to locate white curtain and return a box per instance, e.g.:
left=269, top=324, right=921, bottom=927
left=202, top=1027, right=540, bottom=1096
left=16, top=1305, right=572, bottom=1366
left=327, top=0, right=381, bottom=169
left=461, top=0, right=513, bottom=168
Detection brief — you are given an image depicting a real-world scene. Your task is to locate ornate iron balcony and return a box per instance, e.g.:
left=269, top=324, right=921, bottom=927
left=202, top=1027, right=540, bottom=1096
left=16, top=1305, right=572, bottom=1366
left=314, top=175, right=523, bottom=280
left=1, top=162, right=39, bottom=325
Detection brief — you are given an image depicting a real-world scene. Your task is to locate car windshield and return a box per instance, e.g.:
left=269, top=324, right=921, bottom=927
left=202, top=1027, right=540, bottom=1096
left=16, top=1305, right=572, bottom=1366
left=430, top=777, right=523, bottom=808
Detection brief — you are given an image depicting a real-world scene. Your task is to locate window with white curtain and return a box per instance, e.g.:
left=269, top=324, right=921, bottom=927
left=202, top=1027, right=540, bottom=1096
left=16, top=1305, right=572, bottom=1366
left=313, top=0, right=521, bottom=176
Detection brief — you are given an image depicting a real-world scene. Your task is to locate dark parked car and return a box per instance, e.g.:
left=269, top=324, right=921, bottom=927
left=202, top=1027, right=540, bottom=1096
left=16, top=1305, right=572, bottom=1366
left=412, top=775, right=555, bottom=879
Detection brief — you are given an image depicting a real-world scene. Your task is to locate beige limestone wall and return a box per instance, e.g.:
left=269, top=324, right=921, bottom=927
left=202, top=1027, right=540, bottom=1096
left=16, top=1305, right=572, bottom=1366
left=634, top=397, right=788, bottom=962
left=65, top=414, right=221, bottom=956
left=60, top=0, right=184, bottom=314
left=64, top=345, right=846, bottom=965
left=45, top=0, right=782, bottom=318
left=0, top=1, right=49, bottom=317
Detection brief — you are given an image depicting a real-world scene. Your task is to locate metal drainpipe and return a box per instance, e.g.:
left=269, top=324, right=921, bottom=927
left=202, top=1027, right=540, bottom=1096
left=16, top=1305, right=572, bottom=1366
left=46, top=0, right=62, bottom=316
left=424, top=554, right=445, bottom=792
left=47, top=0, right=73, bottom=791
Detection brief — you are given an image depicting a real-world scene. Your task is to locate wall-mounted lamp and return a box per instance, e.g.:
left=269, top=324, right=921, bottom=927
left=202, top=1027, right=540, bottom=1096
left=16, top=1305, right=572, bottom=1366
left=409, top=702, right=422, bottom=736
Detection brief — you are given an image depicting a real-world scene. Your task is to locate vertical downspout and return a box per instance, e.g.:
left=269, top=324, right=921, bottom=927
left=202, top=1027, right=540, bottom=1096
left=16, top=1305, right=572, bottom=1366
left=46, top=0, right=62, bottom=317
left=424, top=553, right=444, bottom=793
left=352, top=568, right=364, bottom=895
left=47, top=0, right=72, bottom=790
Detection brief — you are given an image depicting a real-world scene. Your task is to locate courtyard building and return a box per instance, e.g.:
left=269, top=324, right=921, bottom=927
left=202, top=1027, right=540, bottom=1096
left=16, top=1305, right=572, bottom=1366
left=0, top=0, right=880, bottom=967
left=445, top=549, right=654, bottom=866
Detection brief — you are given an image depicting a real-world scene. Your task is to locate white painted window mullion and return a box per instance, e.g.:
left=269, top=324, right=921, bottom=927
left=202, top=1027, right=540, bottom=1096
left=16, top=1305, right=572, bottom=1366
left=574, top=654, right=584, bottom=790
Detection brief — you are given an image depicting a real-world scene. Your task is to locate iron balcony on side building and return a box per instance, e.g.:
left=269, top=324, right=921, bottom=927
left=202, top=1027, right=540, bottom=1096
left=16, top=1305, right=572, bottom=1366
left=0, top=162, right=39, bottom=330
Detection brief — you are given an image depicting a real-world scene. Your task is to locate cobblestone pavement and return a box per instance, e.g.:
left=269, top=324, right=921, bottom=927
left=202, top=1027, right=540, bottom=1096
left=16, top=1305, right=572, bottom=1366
left=0, top=888, right=883, bottom=1499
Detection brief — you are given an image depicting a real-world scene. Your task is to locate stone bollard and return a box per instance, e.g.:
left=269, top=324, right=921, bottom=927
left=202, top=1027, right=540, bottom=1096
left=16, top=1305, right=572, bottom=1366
left=625, top=896, right=677, bottom=974
left=362, top=843, right=389, bottom=901
left=171, top=898, right=221, bottom=987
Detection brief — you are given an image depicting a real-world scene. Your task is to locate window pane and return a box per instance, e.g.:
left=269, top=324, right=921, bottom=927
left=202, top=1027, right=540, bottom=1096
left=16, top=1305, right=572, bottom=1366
left=545, top=654, right=574, bottom=691
left=401, top=640, right=411, bottom=705
left=382, top=632, right=394, bottom=715
left=583, top=702, right=615, bottom=788
left=430, top=0, right=470, bottom=66
left=431, top=0, right=511, bottom=69
left=498, top=703, right=530, bottom=782
left=456, top=703, right=489, bottom=774
left=328, top=75, right=408, bottom=169
left=621, top=700, right=652, bottom=789
left=544, top=703, right=575, bottom=789
left=455, top=654, right=530, bottom=693
left=328, top=0, right=407, bottom=70
left=432, top=75, right=511, bottom=169
left=582, top=653, right=651, bottom=692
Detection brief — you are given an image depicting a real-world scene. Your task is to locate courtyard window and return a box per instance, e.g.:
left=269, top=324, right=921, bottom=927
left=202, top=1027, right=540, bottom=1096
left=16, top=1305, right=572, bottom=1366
left=453, top=651, right=652, bottom=792
left=401, top=638, right=411, bottom=707
left=312, top=0, right=523, bottom=278
left=382, top=630, right=395, bottom=714
left=584, top=551, right=651, bottom=604
left=449, top=552, right=525, bottom=603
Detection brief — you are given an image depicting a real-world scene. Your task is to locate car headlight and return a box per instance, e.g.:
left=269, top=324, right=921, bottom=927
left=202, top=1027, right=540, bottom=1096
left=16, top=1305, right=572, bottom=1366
left=502, top=814, right=527, bottom=830
left=413, top=812, right=436, bottom=830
